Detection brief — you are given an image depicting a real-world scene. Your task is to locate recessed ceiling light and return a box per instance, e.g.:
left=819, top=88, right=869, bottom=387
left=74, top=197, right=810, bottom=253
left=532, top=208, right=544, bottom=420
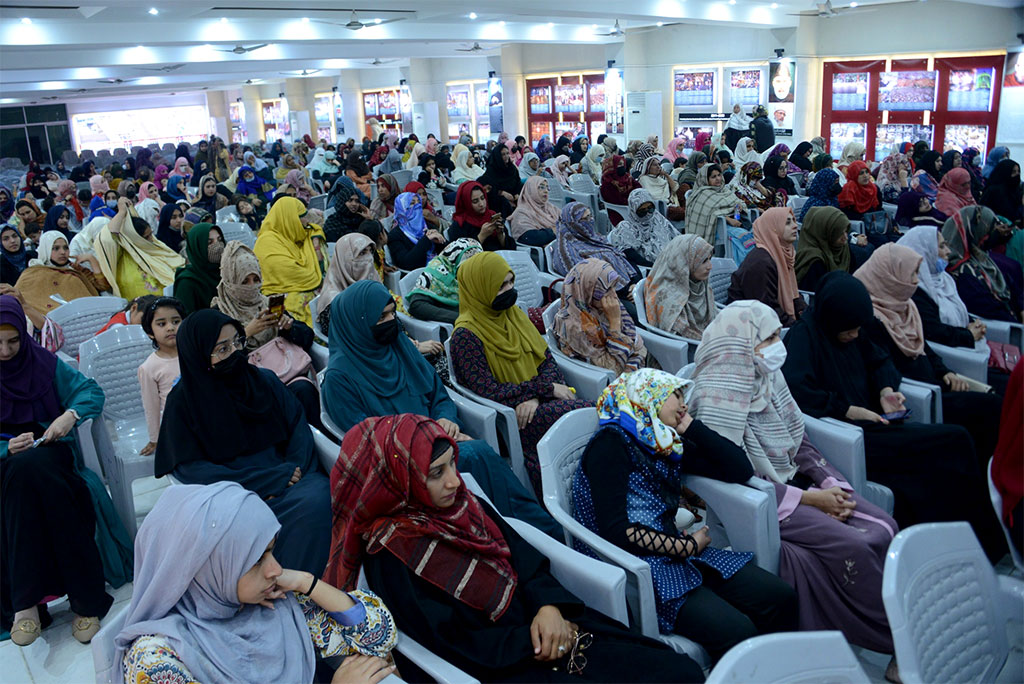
left=849, top=1, right=858, bottom=5
left=728, top=0, right=736, bottom=5
left=499, top=20, right=506, bottom=25
left=547, top=21, right=554, bottom=26
left=137, top=45, right=144, bottom=49
left=373, top=17, right=382, bottom=23
left=469, top=12, right=477, bottom=19
left=301, top=16, right=309, bottom=22
left=20, top=17, right=31, bottom=24
left=220, top=16, right=228, bottom=23
left=770, top=2, right=778, bottom=7
left=148, top=7, right=159, bottom=15
left=656, top=21, right=664, bottom=25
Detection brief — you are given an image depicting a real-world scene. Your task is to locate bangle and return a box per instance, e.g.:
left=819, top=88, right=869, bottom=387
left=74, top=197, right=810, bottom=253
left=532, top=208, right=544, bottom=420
left=306, top=575, right=318, bottom=595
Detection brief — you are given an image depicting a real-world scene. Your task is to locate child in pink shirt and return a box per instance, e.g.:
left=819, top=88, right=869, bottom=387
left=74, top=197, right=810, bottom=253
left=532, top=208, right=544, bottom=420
left=137, top=297, right=184, bottom=456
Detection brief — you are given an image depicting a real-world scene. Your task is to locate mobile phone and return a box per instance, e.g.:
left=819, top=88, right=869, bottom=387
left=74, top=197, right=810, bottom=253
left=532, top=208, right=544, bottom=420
left=881, top=409, right=912, bottom=422
left=31, top=436, right=46, bottom=449
left=268, top=293, right=286, bottom=319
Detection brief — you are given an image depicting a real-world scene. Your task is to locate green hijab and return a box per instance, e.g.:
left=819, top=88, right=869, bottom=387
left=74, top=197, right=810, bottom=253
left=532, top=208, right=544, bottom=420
left=324, top=280, right=439, bottom=429
left=408, top=238, right=483, bottom=307
left=174, top=223, right=222, bottom=311
left=794, top=206, right=852, bottom=282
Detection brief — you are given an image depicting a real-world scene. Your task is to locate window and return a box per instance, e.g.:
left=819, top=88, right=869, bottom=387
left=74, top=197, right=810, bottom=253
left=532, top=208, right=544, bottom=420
left=71, top=105, right=211, bottom=154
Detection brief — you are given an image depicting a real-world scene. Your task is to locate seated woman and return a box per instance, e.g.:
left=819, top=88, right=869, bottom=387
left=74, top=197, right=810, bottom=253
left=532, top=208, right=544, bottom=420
left=233, top=166, right=273, bottom=210
left=689, top=301, right=898, bottom=665
left=600, top=155, right=641, bottom=223
left=406, top=238, right=482, bottom=325
left=552, top=258, right=649, bottom=374
left=728, top=207, right=806, bottom=326
left=387, top=191, right=447, bottom=271
left=897, top=226, right=988, bottom=349
left=607, top=188, right=678, bottom=269
left=761, top=155, right=797, bottom=201
left=478, top=145, right=523, bottom=218
left=192, top=174, right=220, bottom=216
left=452, top=148, right=485, bottom=186
left=172, top=223, right=225, bottom=315
left=15, top=231, right=110, bottom=314
left=451, top=252, right=591, bottom=495
left=254, top=196, right=326, bottom=327
left=518, top=152, right=541, bottom=181
left=943, top=206, right=1023, bottom=322
left=369, top=173, right=398, bottom=220
left=550, top=202, right=639, bottom=293
left=838, top=161, right=883, bottom=222
left=854, top=244, right=1004, bottom=450
left=794, top=206, right=854, bottom=291
left=323, top=282, right=561, bottom=538
left=911, top=151, right=942, bottom=202
left=894, top=190, right=945, bottom=230
left=403, top=180, right=446, bottom=232
left=274, top=153, right=301, bottom=181
left=637, top=157, right=684, bottom=222
left=644, top=234, right=716, bottom=339
left=327, top=414, right=706, bottom=683
left=509, top=176, right=560, bottom=246
left=781, top=271, right=1007, bottom=561
left=686, top=164, right=744, bottom=245
left=543, top=155, right=573, bottom=190
left=115, top=482, right=396, bottom=684
left=42, top=205, right=73, bottom=240
left=154, top=310, right=331, bottom=575
left=154, top=202, right=186, bottom=254
left=675, top=151, right=707, bottom=193
left=730, top=162, right=785, bottom=212
left=934, top=167, right=976, bottom=220
left=211, top=241, right=321, bottom=426
left=344, top=151, right=373, bottom=198
left=0, top=295, right=130, bottom=646
left=1, top=224, right=36, bottom=286
left=876, top=152, right=912, bottom=205
left=799, top=168, right=841, bottom=222
left=980, top=158, right=1023, bottom=226
left=573, top=369, right=798, bottom=663
left=92, top=197, right=183, bottom=300
left=448, top=181, right=517, bottom=253
left=322, top=182, right=372, bottom=242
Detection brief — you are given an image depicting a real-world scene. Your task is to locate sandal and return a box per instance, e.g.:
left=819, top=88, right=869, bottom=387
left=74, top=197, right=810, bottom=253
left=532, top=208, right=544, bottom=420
left=10, top=617, right=40, bottom=647
left=71, top=616, right=100, bottom=644
left=885, top=656, right=902, bottom=684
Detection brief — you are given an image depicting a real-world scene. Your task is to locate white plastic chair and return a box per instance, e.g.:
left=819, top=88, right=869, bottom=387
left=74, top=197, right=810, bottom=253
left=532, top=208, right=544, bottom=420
left=977, top=318, right=1023, bottom=351
left=882, top=522, right=1024, bottom=684
left=398, top=268, right=454, bottom=342
left=218, top=221, right=256, bottom=249
left=709, top=257, right=737, bottom=305
left=91, top=605, right=128, bottom=684
left=390, top=168, right=413, bottom=189
left=540, top=301, right=616, bottom=394
left=78, top=325, right=156, bottom=538
left=544, top=177, right=567, bottom=206
left=929, top=340, right=990, bottom=383
left=500, top=249, right=561, bottom=312
left=705, top=631, right=869, bottom=684
left=215, top=206, right=240, bottom=224
left=786, top=195, right=809, bottom=218
left=988, top=456, right=1024, bottom=573
left=631, top=278, right=694, bottom=372
left=308, top=194, right=328, bottom=211
left=537, top=407, right=778, bottom=669
left=48, top=296, right=128, bottom=363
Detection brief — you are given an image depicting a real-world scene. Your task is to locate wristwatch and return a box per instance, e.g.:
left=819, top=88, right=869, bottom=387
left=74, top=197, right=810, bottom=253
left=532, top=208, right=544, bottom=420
left=67, top=408, right=81, bottom=422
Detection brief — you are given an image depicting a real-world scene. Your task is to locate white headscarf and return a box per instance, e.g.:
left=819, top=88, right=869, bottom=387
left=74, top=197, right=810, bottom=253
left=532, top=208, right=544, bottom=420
left=453, top=149, right=484, bottom=183
left=519, top=152, right=540, bottom=180
left=29, top=230, right=70, bottom=267
left=582, top=145, right=606, bottom=184
left=897, top=225, right=970, bottom=327
left=544, top=155, right=572, bottom=189
left=405, top=142, right=425, bottom=170
left=733, top=137, right=762, bottom=167
left=726, top=106, right=752, bottom=132
left=69, top=216, right=109, bottom=259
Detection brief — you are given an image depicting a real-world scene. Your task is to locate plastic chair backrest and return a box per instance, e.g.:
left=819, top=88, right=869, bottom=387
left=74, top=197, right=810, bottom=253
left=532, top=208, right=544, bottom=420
left=78, top=325, right=152, bottom=422
left=217, top=221, right=256, bottom=249
left=391, top=168, right=413, bottom=189
left=709, top=257, right=737, bottom=305
left=705, top=631, right=869, bottom=684
left=569, top=174, right=597, bottom=194
left=91, top=605, right=128, bottom=684
left=48, top=296, right=129, bottom=356
left=309, top=194, right=328, bottom=211
left=399, top=268, right=424, bottom=297
left=308, top=294, right=327, bottom=343
left=501, top=249, right=546, bottom=311
left=882, top=522, right=1011, bottom=684
left=426, top=187, right=444, bottom=210
left=545, top=179, right=566, bottom=205
left=215, top=207, right=240, bottom=224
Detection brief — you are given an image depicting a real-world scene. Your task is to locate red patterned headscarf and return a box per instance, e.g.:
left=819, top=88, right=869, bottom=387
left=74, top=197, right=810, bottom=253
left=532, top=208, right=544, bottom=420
left=837, top=161, right=878, bottom=215
left=325, top=414, right=517, bottom=622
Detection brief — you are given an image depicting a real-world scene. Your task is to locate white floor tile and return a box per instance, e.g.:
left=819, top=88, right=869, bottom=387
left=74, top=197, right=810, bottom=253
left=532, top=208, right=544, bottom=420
left=130, top=475, right=167, bottom=497
left=0, top=641, right=35, bottom=683
left=17, top=602, right=95, bottom=684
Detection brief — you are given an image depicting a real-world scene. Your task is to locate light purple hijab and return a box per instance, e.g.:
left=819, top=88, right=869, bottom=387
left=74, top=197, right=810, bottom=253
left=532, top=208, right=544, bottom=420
left=113, top=482, right=314, bottom=683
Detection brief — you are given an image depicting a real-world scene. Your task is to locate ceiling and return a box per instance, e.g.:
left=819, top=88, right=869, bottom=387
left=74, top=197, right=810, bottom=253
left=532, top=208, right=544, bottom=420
left=0, top=0, right=1016, bottom=103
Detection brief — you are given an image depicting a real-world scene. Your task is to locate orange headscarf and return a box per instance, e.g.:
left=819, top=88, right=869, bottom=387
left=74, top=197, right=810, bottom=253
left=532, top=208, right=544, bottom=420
left=752, top=207, right=800, bottom=318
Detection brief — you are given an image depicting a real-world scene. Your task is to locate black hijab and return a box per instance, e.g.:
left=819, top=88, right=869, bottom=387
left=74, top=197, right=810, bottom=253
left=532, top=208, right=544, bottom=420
left=175, top=143, right=192, bottom=167
left=435, top=146, right=454, bottom=173
left=478, top=144, right=522, bottom=197
left=553, top=135, right=572, bottom=159
left=156, top=202, right=184, bottom=252
left=791, top=142, right=813, bottom=172
left=761, top=155, right=793, bottom=194
left=154, top=309, right=290, bottom=476
left=346, top=150, right=369, bottom=177
left=980, top=158, right=1023, bottom=221
left=570, top=138, right=588, bottom=165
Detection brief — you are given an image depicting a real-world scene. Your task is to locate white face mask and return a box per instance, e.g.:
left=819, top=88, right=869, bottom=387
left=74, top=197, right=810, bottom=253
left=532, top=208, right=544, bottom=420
left=755, top=340, right=787, bottom=374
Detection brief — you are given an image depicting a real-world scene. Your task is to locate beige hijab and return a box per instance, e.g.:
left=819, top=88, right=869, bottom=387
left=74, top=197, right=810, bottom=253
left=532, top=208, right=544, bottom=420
left=92, top=217, right=184, bottom=298
left=752, top=208, right=800, bottom=319
left=853, top=243, right=925, bottom=358
left=315, top=234, right=379, bottom=317
left=210, top=241, right=276, bottom=348
left=645, top=234, right=716, bottom=339
left=509, top=176, right=561, bottom=239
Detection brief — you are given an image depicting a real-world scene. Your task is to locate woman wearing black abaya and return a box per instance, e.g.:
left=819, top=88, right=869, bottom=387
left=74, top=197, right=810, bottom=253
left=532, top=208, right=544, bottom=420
left=477, top=144, right=523, bottom=218
left=154, top=309, right=331, bottom=576
left=781, top=272, right=1006, bottom=562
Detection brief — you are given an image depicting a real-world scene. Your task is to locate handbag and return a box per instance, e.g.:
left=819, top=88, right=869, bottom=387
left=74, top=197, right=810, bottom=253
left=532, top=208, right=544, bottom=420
left=248, top=336, right=313, bottom=384
left=987, top=340, right=1020, bottom=373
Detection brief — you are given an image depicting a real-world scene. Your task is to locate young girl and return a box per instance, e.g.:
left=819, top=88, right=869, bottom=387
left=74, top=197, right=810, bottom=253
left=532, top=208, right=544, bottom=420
left=96, top=295, right=158, bottom=336
left=137, top=297, right=184, bottom=456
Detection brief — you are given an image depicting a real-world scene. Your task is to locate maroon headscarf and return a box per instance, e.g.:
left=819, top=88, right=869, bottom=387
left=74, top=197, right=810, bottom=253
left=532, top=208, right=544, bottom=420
left=0, top=295, right=61, bottom=426
left=452, top=181, right=498, bottom=230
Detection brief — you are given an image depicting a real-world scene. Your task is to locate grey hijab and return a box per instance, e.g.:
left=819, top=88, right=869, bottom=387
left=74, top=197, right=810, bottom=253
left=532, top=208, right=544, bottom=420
left=113, top=482, right=315, bottom=684
left=380, top=148, right=403, bottom=175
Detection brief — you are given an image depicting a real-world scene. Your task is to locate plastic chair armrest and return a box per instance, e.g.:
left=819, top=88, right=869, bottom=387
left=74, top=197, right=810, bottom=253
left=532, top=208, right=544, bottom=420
left=635, top=327, right=692, bottom=373
left=398, top=312, right=443, bottom=342
left=447, top=389, right=501, bottom=455
left=307, top=342, right=328, bottom=372
left=802, top=414, right=865, bottom=492
left=550, top=356, right=612, bottom=401
left=395, top=631, right=481, bottom=684
left=899, top=379, right=939, bottom=423
left=685, top=475, right=779, bottom=573
left=929, top=341, right=988, bottom=383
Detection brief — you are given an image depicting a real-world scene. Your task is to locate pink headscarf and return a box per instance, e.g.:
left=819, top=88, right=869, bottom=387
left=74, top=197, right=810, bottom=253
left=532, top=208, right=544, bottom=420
left=695, top=131, right=712, bottom=153
left=424, top=138, right=438, bottom=155
left=664, top=137, right=688, bottom=163
left=153, top=164, right=169, bottom=189
left=173, top=157, right=190, bottom=177
left=934, top=167, right=975, bottom=219
left=136, top=181, right=158, bottom=206
left=89, top=174, right=109, bottom=195
left=285, top=169, right=311, bottom=202
left=505, top=139, right=523, bottom=166
left=509, top=176, right=561, bottom=239
left=752, top=207, right=800, bottom=319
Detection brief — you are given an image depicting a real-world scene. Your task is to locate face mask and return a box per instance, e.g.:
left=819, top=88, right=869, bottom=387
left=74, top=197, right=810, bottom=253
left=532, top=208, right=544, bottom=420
left=106, top=199, right=118, bottom=209
left=211, top=349, right=247, bottom=377
left=615, top=166, right=627, bottom=177
left=325, top=151, right=336, bottom=161
left=372, top=318, right=400, bottom=345
left=755, top=340, right=787, bottom=374
left=635, top=207, right=652, bottom=219
left=936, top=258, right=948, bottom=272
left=208, top=240, right=225, bottom=263
left=492, top=288, right=518, bottom=311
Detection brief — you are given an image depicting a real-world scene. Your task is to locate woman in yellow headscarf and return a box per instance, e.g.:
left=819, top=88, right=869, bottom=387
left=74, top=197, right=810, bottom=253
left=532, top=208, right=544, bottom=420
left=449, top=251, right=591, bottom=495
left=253, top=196, right=325, bottom=326
left=92, top=196, right=184, bottom=299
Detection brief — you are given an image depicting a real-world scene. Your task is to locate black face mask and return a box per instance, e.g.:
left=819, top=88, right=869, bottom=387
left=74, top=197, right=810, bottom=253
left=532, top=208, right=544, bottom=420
left=492, top=288, right=518, bottom=310
left=210, top=349, right=248, bottom=377
left=372, top=318, right=400, bottom=345
left=615, top=166, right=627, bottom=177
left=635, top=207, right=652, bottom=219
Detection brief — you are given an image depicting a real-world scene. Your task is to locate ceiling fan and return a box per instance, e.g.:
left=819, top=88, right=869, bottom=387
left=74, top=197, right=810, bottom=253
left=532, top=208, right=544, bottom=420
left=456, top=42, right=491, bottom=53
left=135, top=63, right=186, bottom=73
left=314, top=9, right=405, bottom=31
left=96, top=77, right=139, bottom=84
left=362, top=57, right=398, bottom=66
left=596, top=20, right=626, bottom=37
left=216, top=44, right=269, bottom=54
left=279, top=69, right=321, bottom=76
left=788, top=0, right=878, bottom=17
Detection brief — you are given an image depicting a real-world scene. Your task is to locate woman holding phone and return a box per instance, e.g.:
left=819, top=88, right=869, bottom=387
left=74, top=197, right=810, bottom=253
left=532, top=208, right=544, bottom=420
left=386, top=191, right=447, bottom=270
left=447, top=181, right=517, bottom=253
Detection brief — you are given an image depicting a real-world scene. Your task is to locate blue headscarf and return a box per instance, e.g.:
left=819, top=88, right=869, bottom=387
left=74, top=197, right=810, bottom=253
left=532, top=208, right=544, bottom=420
left=393, top=191, right=431, bottom=255
left=323, top=280, right=438, bottom=430
left=166, top=174, right=187, bottom=201
left=799, top=169, right=840, bottom=221
left=983, top=146, right=1009, bottom=179
left=43, top=204, right=72, bottom=237
left=235, top=165, right=272, bottom=201
left=88, top=194, right=114, bottom=220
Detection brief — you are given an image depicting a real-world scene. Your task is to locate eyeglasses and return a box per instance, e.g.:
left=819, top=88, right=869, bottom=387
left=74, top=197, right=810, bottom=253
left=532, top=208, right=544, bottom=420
left=210, top=334, right=246, bottom=361
left=565, top=631, right=593, bottom=675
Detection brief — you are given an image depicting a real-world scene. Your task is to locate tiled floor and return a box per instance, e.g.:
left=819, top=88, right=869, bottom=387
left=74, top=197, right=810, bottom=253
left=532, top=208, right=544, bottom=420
left=0, top=476, right=1020, bottom=683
